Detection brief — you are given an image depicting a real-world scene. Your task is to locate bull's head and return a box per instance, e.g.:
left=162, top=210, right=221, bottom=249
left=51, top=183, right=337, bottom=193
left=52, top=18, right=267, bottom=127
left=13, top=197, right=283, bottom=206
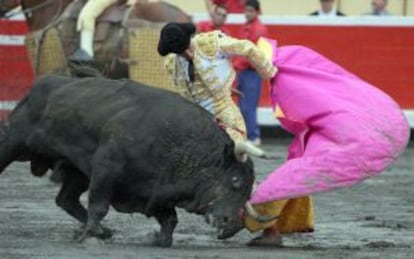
left=182, top=153, right=276, bottom=238
left=208, top=159, right=255, bottom=233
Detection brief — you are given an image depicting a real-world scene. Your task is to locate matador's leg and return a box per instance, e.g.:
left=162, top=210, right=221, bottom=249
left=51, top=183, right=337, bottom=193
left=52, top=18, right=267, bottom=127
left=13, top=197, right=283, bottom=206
left=71, top=0, right=118, bottom=61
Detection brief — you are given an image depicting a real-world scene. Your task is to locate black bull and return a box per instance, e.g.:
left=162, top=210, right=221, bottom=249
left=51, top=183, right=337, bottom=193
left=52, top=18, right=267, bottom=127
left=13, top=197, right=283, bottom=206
left=0, top=75, right=255, bottom=246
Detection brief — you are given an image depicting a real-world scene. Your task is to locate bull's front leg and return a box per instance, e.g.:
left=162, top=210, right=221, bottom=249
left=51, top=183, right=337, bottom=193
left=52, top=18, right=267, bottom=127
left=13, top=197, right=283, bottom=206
left=55, top=163, right=89, bottom=224
left=152, top=208, right=178, bottom=247
left=77, top=143, right=124, bottom=242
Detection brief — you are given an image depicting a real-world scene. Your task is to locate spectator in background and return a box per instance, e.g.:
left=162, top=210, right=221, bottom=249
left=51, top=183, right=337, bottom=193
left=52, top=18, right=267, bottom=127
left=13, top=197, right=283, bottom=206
left=233, top=0, right=265, bottom=147
left=205, top=0, right=246, bottom=14
left=365, top=0, right=391, bottom=16
left=310, top=0, right=345, bottom=16
left=197, top=4, right=230, bottom=34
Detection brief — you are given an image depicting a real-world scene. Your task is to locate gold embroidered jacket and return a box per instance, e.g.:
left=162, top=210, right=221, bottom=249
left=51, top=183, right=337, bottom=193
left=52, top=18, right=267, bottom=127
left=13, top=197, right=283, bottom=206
left=164, top=30, right=277, bottom=143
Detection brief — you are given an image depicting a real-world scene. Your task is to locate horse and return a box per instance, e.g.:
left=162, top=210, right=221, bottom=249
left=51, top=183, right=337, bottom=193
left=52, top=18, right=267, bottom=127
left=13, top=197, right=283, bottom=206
left=0, top=0, right=192, bottom=78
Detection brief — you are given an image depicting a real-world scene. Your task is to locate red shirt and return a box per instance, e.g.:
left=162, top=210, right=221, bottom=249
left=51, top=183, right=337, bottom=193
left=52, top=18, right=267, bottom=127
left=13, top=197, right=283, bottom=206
left=197, top=20, right=231, bottom=35
left=233, top=17, right=268, bottom=71
left=212, top=0, right=246, bottom=14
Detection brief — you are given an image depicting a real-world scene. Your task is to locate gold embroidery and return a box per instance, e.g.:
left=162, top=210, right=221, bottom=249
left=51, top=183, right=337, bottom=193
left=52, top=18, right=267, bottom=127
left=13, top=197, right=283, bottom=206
left=163, top=31, right=278, bottom=144
left=194, top=31, right=219, bottom=58
left=219, top=36, right=278, bottom=79
left=274, top=105, right=285, bottom=118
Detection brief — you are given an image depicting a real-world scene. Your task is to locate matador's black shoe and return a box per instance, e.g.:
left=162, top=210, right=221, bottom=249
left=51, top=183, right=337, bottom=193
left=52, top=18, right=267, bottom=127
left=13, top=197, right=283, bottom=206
left=69, top=48, right=94, bottom=65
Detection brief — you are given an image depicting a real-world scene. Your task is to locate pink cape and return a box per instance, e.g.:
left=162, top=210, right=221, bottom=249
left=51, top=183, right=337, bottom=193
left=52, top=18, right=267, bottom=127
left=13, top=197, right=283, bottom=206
left=250, top=39, right=410, bottom=204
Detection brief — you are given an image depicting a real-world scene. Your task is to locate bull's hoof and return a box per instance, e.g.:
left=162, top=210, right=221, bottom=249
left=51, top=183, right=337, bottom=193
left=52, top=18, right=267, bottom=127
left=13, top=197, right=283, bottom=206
left=150, top=231, right=172, bottom=247
left=96, top=226, right=113, bottom=239
left=74, top=225, right=113, bottom=242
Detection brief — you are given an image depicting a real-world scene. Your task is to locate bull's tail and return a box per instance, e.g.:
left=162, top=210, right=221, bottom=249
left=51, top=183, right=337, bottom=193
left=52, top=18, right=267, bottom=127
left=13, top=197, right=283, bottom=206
left=0, top=98, right=29, bottom=174
left=0, top=122, right=24, bottom=174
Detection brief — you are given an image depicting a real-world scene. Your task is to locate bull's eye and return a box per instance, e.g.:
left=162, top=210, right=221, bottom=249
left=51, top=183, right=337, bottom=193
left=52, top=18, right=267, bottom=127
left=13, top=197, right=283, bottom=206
left=232, top=176, right=242, bottom=189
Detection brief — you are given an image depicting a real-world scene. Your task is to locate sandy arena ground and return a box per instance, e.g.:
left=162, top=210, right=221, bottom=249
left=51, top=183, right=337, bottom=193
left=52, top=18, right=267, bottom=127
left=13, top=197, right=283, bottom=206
left=0, top=138, right=413, bottom=259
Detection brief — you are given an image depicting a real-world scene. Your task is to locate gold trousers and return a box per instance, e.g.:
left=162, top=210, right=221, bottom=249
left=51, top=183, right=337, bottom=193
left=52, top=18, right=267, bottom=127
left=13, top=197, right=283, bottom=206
left=214, top=96, right=247, bottom=144
left=244, top=196, right=314, bottom=234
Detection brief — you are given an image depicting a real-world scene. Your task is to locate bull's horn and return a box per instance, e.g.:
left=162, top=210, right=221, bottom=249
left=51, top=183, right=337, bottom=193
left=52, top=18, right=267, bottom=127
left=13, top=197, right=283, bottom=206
left=235, top=141, right=248, bottom=162
left=235, top=152, right=248, bottom=163
left=244, top=202, right=279, bottom=223
left=235, top=141, right=265, bottom=158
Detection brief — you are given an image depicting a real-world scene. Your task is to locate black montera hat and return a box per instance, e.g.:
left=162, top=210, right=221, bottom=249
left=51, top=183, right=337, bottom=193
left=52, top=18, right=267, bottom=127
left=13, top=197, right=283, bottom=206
left=245, top=0, right=261, bottom=12
left=157, top=22, right=196, bottom=56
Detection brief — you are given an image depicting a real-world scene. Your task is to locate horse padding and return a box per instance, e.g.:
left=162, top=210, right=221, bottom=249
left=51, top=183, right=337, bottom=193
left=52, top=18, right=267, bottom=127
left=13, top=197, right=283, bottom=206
left=128, top=25, right=176, bottom=92
left=25, top=28, right=69, bottom=75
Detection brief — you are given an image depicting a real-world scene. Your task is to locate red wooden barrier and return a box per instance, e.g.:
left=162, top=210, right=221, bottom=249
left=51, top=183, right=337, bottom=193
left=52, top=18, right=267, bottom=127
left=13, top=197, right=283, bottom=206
left=1, top=15, right=414, bottom=125
left=0, top=17, right=33, bottom=119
